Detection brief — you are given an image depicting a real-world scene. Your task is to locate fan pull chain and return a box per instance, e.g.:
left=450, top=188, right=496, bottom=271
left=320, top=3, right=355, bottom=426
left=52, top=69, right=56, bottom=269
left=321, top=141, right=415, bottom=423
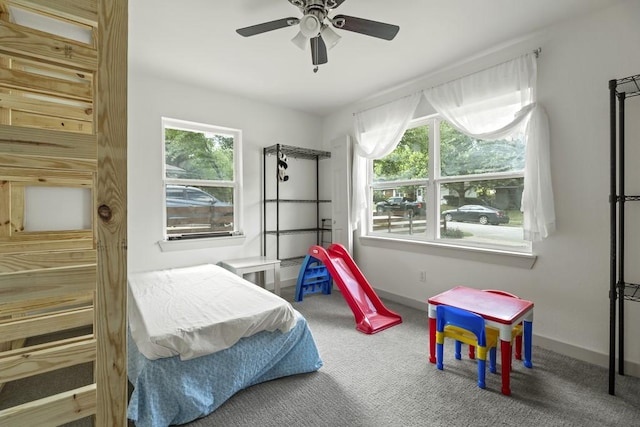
left=313, top=36, right=319, bottom=73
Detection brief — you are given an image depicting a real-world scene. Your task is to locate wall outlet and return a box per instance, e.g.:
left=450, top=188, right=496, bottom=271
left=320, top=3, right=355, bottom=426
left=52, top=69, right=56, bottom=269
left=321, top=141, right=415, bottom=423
left=419, top=271, right=427, bottom=282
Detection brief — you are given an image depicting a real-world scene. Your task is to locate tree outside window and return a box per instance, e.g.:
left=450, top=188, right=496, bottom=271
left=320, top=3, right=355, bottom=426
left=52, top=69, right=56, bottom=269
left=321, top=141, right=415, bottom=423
left=369, top=117, right=528, bottom=251
left=162, top=118, right=242, bottom=239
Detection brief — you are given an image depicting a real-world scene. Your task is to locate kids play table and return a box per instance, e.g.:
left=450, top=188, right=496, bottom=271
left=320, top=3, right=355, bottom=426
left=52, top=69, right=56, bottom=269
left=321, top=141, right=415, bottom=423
left=427, top=286, right=534, bottom=395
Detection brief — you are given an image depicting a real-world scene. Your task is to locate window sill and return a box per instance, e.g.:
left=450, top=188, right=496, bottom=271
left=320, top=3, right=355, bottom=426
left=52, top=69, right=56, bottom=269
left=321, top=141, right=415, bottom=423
left=359, top=235, right=536, bottom=269
left=158, top=234, right=246, bottom=252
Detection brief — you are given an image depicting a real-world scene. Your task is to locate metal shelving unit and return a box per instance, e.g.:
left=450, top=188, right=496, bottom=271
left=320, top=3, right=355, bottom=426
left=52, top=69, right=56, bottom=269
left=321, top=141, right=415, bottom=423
left=321, top=218, right=332, bottom=247
left=609, top=73, right=640, bottom=395
left=263, top=144, right=331, bottom=268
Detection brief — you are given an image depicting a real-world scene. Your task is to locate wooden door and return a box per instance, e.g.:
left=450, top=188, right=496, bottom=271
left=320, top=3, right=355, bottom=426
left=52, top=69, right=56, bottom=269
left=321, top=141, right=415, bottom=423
left=0, top=1, right=127, bottom=425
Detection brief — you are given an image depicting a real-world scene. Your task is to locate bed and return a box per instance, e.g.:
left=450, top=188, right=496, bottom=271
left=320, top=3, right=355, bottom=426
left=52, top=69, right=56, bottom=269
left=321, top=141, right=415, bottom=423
left=126, top=264, right=323, bottom=427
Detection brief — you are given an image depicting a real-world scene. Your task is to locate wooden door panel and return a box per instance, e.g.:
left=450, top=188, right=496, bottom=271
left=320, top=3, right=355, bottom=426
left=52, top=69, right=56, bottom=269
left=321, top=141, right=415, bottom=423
left=0, top=0, right=127, bottom=425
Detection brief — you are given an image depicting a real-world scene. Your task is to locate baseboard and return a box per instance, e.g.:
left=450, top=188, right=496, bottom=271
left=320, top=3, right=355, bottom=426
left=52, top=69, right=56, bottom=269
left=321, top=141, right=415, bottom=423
left=374, top=288, right=640, bottom=378
left=532, top=335, right=640, bottom=378
left=375, top=288, right=428, bottom=311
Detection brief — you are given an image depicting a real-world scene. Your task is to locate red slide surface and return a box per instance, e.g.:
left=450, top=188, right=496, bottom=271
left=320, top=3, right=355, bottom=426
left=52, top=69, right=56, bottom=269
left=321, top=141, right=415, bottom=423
left=308, top=244, right=402, bottom=334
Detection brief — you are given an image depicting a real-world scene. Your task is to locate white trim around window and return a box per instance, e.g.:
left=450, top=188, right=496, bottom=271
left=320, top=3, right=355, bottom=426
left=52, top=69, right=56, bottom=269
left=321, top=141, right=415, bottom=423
left=160, top=117, right=244, bottom=245
left=365, top=115, right=533, bottom=261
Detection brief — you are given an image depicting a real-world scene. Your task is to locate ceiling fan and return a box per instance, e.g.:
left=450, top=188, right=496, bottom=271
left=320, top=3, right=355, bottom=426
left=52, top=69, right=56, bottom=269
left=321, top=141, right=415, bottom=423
left=236, top=0, right=400, bottom=72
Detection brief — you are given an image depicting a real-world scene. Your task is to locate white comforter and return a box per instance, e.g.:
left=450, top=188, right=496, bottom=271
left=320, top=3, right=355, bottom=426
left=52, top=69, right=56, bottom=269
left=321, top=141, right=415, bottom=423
left=128, top=263, right=297, bottom=360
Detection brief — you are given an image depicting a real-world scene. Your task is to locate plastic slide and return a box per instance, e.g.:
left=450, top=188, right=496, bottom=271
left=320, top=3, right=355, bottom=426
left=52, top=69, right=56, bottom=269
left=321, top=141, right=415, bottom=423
left=307, top=244, right=402, bottom=334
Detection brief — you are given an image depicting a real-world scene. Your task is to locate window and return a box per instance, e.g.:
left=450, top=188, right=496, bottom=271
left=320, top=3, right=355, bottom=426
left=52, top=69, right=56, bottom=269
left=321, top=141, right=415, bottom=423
left=162, top=118, right=242, bottom=240
left=369, top=116, right=529, bottom=252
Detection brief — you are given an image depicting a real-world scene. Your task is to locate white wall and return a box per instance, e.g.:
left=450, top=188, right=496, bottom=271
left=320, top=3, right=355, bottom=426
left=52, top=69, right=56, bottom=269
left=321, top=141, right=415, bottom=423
left=127, top=73, right=323, bottom=276
left=126, top=1, right=640, bottom=373
left=322, top=0, right=640, bottom=373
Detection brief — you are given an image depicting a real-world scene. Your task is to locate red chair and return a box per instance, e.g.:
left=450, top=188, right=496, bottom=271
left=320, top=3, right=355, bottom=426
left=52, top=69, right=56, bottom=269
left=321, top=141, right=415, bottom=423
left=467, top=290, right=524, bottom=362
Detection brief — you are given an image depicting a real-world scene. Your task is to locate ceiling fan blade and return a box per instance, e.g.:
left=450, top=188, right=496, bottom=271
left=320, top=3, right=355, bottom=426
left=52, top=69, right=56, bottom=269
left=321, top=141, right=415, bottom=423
left=236, top=17, right=299, bottom=37
left=327, top=0, right=347, bottom=9
left=332, top=15, right=399, bottom=40
left=310, top=36, right=328, bottom=65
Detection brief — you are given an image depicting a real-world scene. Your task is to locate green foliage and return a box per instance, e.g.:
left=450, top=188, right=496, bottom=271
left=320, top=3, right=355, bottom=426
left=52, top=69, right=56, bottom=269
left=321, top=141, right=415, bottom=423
left=165, top=128, right=234, bottom=181
left=373, top=125, right=429, bottom=182
left=370, top=119, right=527, bottom=217
left=439, top=122, right=524, bottom=204
left=506, top=209, right=523, bottom=226
left=440, top=121, right=524, bottom=176
left=372, top=190, right=388, bottom=203
left=372, top=122, right=524, bottom=206
left=441, top=227, right=465, bottom=239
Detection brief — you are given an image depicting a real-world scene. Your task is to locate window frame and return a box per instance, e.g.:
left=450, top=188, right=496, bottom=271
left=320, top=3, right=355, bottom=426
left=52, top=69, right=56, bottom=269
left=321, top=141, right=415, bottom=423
left=161, top=117, right=244, bottom=242
left=366, top=114, right=532, bottom=255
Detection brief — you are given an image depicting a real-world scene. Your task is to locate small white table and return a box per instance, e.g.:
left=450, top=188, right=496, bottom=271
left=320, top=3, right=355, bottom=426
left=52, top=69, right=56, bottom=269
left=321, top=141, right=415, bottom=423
left=218, top=256, right=281, bottom=295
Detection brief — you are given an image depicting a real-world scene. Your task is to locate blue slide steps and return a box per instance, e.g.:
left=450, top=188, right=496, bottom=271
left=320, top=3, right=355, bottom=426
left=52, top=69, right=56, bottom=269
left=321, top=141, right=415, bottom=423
left=295, top=255, right=332, bottom=302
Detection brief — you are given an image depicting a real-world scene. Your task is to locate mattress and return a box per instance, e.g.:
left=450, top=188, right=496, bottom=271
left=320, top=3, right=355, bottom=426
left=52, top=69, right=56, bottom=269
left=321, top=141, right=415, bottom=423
left=127, top=312, right=323, bottom=427
left=127, top=263, right=297, bottom=360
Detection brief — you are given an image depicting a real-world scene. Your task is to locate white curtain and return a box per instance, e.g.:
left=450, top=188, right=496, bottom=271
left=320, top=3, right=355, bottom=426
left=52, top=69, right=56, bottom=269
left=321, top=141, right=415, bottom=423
left=423, top=53, right=555, bottom=241
left=522, top=106, right=556, bottom=240
left=351, top=92, right=422, bottom=229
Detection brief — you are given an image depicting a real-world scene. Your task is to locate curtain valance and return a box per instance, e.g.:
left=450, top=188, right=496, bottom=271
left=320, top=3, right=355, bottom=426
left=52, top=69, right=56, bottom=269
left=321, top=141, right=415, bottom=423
left=351, top=52, right=556, bottom=241
left=351, top=93, right=422, bottom=228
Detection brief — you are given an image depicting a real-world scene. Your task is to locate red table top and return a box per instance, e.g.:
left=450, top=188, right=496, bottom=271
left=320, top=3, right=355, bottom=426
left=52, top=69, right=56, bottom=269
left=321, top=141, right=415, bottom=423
left=428, top=286, right=534, bottom=325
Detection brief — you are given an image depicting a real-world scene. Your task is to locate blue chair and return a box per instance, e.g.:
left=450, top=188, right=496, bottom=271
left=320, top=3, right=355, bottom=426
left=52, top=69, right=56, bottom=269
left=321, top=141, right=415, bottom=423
left=436, top=305, right=498, bottom=389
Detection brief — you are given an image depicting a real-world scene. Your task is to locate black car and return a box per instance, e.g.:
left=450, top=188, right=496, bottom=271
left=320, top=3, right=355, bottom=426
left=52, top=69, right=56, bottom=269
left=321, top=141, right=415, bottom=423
left=166, top=185, right=226, bottom=207
left=375, top=196, right=425, bottom=217
left=441, top=205, right=509, bottom=225
left=166, top=185, right=231, bottom=224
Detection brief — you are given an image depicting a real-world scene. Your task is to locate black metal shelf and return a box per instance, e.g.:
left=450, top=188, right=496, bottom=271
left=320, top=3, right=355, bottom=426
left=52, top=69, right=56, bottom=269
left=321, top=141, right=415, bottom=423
left=264, top=144, right=331, bottom=160
left=614, top=74, right=640, bottom=98
left=262, top=143, right=331, bottom=266
left=609, top=72, right=640, bottom=396
left=622, top=282, right=640, bottom=302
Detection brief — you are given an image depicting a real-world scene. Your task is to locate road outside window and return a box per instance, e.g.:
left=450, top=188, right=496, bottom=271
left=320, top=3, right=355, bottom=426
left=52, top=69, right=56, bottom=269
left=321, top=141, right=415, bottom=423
left=369, top=117, right=529, bottom=252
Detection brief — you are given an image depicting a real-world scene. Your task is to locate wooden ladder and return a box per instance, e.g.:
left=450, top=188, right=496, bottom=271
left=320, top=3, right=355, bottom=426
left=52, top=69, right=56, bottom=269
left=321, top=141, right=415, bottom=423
left=0, top=0, right=127, bottom=425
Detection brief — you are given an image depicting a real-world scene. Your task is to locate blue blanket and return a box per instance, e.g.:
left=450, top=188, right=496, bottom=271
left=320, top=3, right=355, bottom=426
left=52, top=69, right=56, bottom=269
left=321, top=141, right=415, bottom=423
left=127, top=314, right=323, bottom=426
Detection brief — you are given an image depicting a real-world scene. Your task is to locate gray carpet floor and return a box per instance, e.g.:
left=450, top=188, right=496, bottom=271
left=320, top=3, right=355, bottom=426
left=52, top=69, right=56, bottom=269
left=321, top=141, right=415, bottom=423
left=187, top=288, right=640, bottom=427
left=2, top=286, right=640, bottom=426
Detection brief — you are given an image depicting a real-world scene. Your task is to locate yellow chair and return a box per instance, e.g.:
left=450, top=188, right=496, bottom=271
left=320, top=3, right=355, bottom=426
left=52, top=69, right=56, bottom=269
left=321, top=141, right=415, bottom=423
left=436, top=305, right=498, bottom=389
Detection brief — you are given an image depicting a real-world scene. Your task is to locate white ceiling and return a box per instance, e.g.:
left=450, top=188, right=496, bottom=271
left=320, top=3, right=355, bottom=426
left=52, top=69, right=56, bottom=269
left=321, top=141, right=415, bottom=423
left=129, top=0, right=620, bottom=117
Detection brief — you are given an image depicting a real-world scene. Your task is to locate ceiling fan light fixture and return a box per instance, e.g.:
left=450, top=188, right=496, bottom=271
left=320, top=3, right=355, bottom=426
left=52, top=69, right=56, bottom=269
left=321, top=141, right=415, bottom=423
left=320, top=25, right=341, bottom=49
left=299, top=14, right=321, bottom=38
left=236, top=1, right=400, bottom=70
left=291, top=31, right=308, bottom=50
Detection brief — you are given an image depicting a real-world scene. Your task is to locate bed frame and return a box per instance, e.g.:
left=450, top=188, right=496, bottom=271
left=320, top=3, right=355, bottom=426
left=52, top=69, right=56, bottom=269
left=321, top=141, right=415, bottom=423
left=0, top=1, right=127, bottom=425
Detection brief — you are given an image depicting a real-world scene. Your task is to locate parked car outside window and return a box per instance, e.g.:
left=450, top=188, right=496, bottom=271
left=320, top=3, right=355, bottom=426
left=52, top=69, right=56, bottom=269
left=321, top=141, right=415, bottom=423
left=375, top=196, right=425, bottom=216
left=441, top=204, right=510, bottom=225
left=369, top=114, right=529, bottom=251
left=162, top=117, right=241, bottom=239
left=165, top=185, right=232, bottom=230
left=166, top=185, right=226, bottom=208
